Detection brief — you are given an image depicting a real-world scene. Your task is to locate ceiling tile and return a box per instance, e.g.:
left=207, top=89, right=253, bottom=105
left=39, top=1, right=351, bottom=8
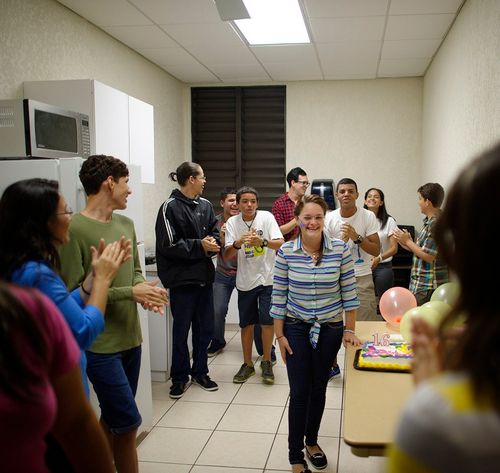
left=164, top=62, right=221, bottom=84
left=130, top=0, right=221, bottom=24
left=316, top=41, right=381, bottom=62
left=381, top=39, right=442, bottom=58
left=324, top=73, right=376, bottom=80
left=186, top=42, right=258, bottom=65
left=58, top=0, right=152, bottom=26
left=389, top=0, right=463, bottom=15
left=305, top=0, right=389, bottom=18
left=56, top=0, right=462, bottom=83
left=136, top=47, right=199, bottom=66
left=320, top=54, right=379, bottom=76
left=250, top=44, right=318, bottom=65
left=385, top=14, right=456, bottom=40
left=160, top=22, right=243, bottom=47
left=102, top=25, right=178, bottom=49
left=206, top=64, right=271, bottom=82
left=378, top=58, right=431, bottom=76
left=310, top=16, right=386, bottom=42
left=161, top=23, right=256, bottom=64
left=264, top=62, right=323, bottom=81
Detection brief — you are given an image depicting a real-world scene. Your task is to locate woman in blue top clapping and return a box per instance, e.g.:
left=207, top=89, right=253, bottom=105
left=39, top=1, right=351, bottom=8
left=0, top=178, right=127, bottom=396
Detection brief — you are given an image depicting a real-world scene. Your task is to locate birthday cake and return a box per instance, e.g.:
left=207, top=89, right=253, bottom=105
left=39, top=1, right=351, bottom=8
left=356, top=341, right=413, bottom=372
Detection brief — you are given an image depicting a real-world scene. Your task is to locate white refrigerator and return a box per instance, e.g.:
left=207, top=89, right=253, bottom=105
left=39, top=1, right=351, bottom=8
left=0, top=157, right=153, bottom=434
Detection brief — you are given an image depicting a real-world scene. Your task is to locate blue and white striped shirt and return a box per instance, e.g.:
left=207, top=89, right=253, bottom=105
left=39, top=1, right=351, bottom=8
left=271, top=235, right=359, bottom=328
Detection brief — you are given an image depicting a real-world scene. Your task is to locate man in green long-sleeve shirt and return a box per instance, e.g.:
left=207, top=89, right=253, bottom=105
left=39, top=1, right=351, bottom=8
left=60, top=155, right=167, bottom=473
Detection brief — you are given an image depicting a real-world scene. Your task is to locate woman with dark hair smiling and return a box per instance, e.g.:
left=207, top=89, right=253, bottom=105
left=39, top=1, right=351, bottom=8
left=0, top=178, right=126, bottom=397
left=0, top=178, right=127, bottom=471
left=271, top=194, right=361, bottom=473
left=363, top=187, right=398, bottom=304
left=388, top=142, right=500, bottom=472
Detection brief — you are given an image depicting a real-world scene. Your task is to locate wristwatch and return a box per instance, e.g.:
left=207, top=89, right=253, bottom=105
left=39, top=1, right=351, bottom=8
left=261, top=238, right=269, bottom=248
left=354, top=235, right=364, bottom=244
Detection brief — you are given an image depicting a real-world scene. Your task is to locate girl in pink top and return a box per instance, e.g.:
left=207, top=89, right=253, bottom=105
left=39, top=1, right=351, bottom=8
left=0, top=283, right=114, bottom=473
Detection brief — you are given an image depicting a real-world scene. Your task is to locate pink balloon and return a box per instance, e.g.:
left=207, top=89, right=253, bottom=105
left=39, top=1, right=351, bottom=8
left=379, top=287, right=417, bottom=327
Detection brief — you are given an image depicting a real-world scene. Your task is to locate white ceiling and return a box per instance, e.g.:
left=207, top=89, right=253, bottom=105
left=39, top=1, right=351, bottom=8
left=56, top=0, right=465, bottom=84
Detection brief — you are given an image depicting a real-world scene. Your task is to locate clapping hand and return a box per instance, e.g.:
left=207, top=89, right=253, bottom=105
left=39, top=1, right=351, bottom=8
left=133, top=279, right=169, bottom=315
left=393, top=228, right=412, bottom=247
left=201, top=235, right=220, bottom=254
left=90, top=240, right=126, bottom=283
left=246, top=228, right=262, bottom=247
left=340, top=223, right=356, bottom=243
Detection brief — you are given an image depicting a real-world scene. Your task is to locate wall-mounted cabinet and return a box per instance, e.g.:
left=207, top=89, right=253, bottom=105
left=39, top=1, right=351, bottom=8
left=24, top=79, right=155, bottom=184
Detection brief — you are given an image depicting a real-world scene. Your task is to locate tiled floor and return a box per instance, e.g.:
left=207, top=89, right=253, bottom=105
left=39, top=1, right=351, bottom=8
left=138, top=326, right=387, bottom=472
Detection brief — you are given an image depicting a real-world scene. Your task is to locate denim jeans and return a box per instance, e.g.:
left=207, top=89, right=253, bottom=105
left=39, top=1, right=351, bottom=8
left=86, top=346, right=142, bottom=434
left=212, top=272, right=236, bottom=348
left=170, top=284, right=214, bottom=383
left=372, top=262, right=394, bottom=299
left=284, top=318, right=343, bottom=465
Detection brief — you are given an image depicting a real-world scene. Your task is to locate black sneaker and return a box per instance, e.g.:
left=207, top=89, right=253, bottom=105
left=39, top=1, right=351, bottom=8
left=169, top=382, right=189, bottom=399
left=271, top=346, right=277, bottom=365
left=207, top=342, right=225, bottom=358
left=193, top=375, right=219, bottom=391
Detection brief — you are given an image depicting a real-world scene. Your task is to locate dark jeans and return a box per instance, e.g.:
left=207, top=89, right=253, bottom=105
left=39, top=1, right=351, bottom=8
left=212, top=272, right=236, bottom=348
left=170, top=284, right=214, bottom=383
left=372, top=262, right=394, bottom=299
left=253, top=324, right=276, bottom=360
left=284, top=318, right=343, bottom=465
left=86, top=346, right=142, bottom=434
left=414, top=289, right=433, bottom=306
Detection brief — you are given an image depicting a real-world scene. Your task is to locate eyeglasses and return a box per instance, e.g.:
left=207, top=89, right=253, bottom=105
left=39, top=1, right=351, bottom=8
left=195, top=176, right=207, bottom=181
left=297, top=180, right=310, bottom=187
left=56, top=207, right=73, bottom=216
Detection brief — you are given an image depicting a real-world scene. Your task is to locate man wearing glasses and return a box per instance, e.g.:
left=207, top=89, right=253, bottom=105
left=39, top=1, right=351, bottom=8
left=272, top=167, right=309, bottom=242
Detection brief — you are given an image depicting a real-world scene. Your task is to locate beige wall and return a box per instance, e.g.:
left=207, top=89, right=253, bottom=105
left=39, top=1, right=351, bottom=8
left=286, top=78, right=423, bottom=227
left=422, top=0, right=500, bottom=190
left=186, top=78, right=424, bottom=227
left=0, top=0, right=188, bottom=250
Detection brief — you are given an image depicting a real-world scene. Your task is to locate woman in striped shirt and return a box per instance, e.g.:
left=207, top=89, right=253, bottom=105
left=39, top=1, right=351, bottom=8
left=271, top=194, right=361, bottom=473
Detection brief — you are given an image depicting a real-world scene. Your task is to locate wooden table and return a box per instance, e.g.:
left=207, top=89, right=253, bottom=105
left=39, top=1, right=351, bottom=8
left=342, top=321, right=414, bottom=457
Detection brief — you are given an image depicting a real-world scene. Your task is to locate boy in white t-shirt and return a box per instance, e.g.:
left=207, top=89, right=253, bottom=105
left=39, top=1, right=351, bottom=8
left=325, top=178, right=380, bottom=320
left=225, top=187, right=284, bottom=385
left=325, top=178, right=380, bottom=380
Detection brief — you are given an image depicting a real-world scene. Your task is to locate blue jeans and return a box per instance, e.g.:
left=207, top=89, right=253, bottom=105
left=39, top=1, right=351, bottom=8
left=86, top=346, right=142, bottom=434
left=211, top=272, right=236, bottom=348
left=170, top=284, right=214, bottom=383
left=284, top=318, right=343, bottom=465
left=372, top=262, right=394, bottom=299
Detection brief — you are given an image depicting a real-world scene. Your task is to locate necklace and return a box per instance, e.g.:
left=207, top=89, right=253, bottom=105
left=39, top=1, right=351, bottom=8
left=302, top=242, right=321, bottom=261
left=242, top=214, right=256, bottom=231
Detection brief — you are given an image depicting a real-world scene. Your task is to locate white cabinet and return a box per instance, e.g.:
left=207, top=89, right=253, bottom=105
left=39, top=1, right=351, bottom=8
left=23, top=79, right=155, bottom=184
left=94, top=81, right=130, bottom=164
left=129, top=96, right=154, bottom=184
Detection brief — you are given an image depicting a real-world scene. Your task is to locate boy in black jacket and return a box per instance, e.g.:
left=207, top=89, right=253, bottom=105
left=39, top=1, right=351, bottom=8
left=155, top=162, right=220, bottom=399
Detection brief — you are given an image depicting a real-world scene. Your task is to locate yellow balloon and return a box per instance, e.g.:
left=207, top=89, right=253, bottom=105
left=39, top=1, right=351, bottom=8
left=422, top=300, right=451, bottom=318
left=400, top=306, right=440, bottom=344
left=430, top=282, right=460, bottom=306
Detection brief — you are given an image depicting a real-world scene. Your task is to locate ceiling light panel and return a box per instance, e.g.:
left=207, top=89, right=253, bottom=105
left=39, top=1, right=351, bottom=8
left=234, top=0, right=310, bottom=45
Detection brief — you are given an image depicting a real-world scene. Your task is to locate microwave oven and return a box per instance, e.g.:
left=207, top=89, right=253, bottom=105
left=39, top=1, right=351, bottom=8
left=0, top=99, right=90, bottom=159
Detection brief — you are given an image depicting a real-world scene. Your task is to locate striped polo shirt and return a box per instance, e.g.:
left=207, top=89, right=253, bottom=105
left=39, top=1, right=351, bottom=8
left=270, top=235, right=359, bottom=324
